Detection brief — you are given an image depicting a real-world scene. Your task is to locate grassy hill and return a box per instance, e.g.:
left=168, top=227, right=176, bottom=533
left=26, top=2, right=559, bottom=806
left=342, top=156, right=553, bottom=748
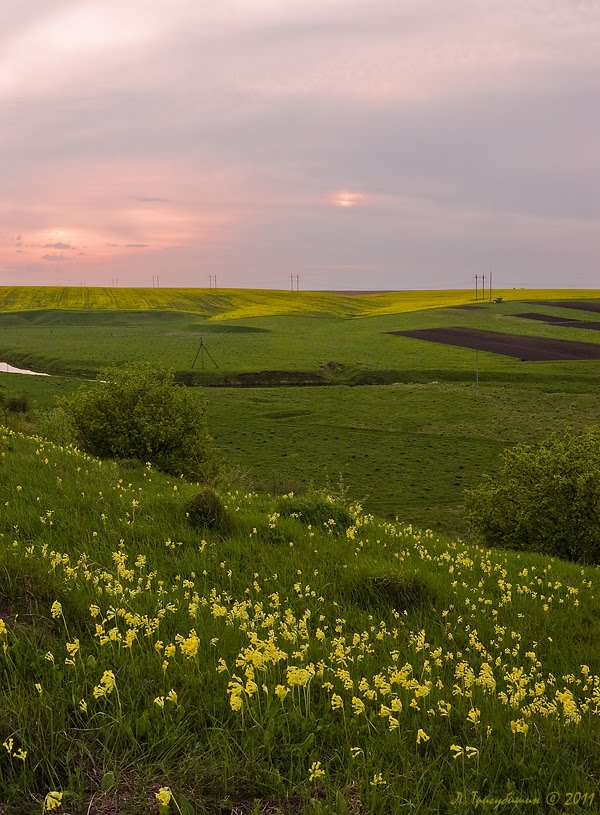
left=1, top=429, right=599, bottom=813
left=0, top=286, right=598, bottom=320
left=0, top=288, right=599, bottom=537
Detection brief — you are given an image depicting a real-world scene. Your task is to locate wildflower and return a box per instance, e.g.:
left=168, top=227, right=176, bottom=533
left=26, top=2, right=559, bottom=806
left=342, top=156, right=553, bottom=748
left=330, top=693, right=344, bottom=710
left=35, top=683, right=43, bottom=695
left=3, top=738, right=13, bottom=753
left=370, top=772, right=386, bottom=786
left=465, top=746, right=479, bottom=759
left=93, top=670, right=116, bottom=699
left=351, top=696, right=365, bottom=715
left=416, top=729, right=430, bottom=744
left=510, top=719, right=529, bottom=735
left=44, top=791, right=63, bottom=811
left=79, top=699, right=88, bottom=713
left=308, top=760, right=326, bottom=781
left=450, top=744, right=464, bottom=759
left=156, top=787, right=172, bottom=807
left=467, top=708, right=480, bottom=725
left=13, top=748, right=27, bottom=760
left=167, top=689, right=178, bottom=704
left=0, top=619, right=6, bottom=635
left=50, top=601, right=62, bottom=619
left=275, top=685, right=290, bottom=701
left=154, top=696, right=165, bottom=708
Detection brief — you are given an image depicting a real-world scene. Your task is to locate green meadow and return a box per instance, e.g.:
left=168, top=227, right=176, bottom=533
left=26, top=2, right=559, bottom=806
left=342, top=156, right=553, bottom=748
left=1, top=287, right=600, bottom=813
left=1, top=428, right=599, bottom=814
left=0, top=286, right=598, bottom=535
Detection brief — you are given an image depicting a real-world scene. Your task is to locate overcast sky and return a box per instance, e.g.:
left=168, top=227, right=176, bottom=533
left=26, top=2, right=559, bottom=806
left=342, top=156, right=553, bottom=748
left=1, top=0, right=598, bottom=290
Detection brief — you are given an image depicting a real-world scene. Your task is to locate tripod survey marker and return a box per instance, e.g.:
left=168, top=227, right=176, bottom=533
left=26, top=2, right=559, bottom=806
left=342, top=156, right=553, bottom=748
left=192, top=337, right=219, bottom=370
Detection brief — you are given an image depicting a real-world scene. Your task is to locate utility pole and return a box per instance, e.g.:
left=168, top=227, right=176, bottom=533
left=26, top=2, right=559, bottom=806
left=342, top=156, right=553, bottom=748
left=489, top=271, right=493, bottom=303
left=481, top=274, right=486, bottom=300
left=475, top=275, right=478, bottom=301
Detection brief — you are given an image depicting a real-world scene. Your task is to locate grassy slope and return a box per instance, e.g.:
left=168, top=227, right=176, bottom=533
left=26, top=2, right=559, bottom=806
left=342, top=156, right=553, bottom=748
left=0, top=286, right=599, bottom=320
left=0, top=291, right=598, bottom=536
left=0, top=430, right=599, bottom=814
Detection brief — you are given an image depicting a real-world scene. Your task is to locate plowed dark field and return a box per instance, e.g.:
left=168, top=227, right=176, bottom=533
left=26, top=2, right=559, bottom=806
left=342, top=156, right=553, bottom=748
left=516, top=313, right=600, bottom=329
left=524, top=300, right=600, bottom=314
left=389, top=327, right=600, bottom=360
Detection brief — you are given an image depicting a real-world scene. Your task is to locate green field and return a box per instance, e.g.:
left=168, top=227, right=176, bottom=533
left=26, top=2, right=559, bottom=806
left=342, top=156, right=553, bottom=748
left=1, top=287, right=600, bottom=812
left=1, top=428, right=599, bottom=814
left=0, top=287, right=599, bottom=535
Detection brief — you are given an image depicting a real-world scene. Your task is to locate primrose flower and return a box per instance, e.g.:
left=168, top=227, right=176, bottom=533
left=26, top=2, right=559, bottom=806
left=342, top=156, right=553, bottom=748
left=416, top=729, right=430, bottom=745
left=450, top=744, right=464, bottom=759
left=44, top=791, right=63, bottom=811
left=50, top=601, right=62, bottom=619
left=155, top=787, right=173, bottom=807
left=93, top=669, right=116, bottom=699
left=275, top=685, right=289, bottom=701
left=0, top=618, right=6, bottom=635
left=370, top=772, right=387, bottom=786
left=308, top=760, right=326, bottom=781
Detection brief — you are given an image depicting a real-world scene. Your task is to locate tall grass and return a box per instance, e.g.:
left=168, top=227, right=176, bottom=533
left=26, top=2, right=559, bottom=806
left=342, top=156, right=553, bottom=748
left=0, top=428, right=599, bottom=813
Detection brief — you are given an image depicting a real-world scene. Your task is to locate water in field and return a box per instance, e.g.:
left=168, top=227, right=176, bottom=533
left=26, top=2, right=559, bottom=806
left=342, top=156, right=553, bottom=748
left=0, top=362, right=50, bottom=376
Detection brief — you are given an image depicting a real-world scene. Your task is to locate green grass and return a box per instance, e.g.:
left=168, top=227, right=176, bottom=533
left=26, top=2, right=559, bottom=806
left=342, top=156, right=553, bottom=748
left=1, top=289, right=599, bottom=537
left=1, top=428, right=599, bottom=814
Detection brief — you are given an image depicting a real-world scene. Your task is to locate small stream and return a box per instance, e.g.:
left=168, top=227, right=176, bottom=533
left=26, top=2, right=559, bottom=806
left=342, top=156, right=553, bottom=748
left=0, top=362, right=51, bottom=377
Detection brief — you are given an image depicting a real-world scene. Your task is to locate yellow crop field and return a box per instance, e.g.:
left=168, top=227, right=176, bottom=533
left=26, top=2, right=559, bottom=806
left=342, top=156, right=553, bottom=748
left=0, top=286, right=597, bottom=321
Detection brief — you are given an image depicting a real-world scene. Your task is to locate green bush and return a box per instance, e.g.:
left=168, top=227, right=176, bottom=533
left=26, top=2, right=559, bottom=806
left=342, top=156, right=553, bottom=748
left=464, top=426, right=600, bottom=564
left=59, top=363, right=219, bottom=481
left=186, top=490, right=228, bottom=530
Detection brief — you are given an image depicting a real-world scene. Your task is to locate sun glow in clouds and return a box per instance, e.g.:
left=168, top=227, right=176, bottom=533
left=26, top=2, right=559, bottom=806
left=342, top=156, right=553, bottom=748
left=329, top=190, right=366, bottom=208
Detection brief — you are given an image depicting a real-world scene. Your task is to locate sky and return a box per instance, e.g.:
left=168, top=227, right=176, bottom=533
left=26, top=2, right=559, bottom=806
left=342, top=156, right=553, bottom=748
left=1, top=0, right=599, bottom=291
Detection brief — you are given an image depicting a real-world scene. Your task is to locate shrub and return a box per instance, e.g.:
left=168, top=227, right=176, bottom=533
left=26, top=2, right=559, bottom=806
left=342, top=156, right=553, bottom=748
left=464, top=426, right=600, bottom=564
left=6, top=393, right=29, bottom=413
left=59, top=363, right=219, bottom=481
left=186, top=490, right=228, bottom=530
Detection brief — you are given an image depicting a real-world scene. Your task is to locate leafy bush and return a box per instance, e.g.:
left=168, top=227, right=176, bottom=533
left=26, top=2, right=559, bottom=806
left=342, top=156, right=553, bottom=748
left=186, top=490, right=228, bottom=530
left=6, top=393, right=29, bottom=413
left=59, top=363, right=219, bottom=481
left=464, top=427, right=600, bottom=564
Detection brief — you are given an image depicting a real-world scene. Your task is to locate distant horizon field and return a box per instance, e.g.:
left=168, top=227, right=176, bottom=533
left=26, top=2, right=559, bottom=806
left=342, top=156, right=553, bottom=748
left=0, top=288, right=598, bottom=537
left=0, top=285, right=599, bottom=321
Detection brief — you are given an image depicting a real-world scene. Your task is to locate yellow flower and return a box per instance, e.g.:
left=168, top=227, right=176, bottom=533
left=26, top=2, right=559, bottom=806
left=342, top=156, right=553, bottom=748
left=308, top=760, right=326, bottom=781
left=3, top=738, right=13, bottom=753
left=370, top=772, right=386, bottom=787
left=416, top=728, right=430, bottom=745
left=275, top=685, right=290, bottom=701
left=450, top=744, right=464, bottom=759
left=50, top=602, right=62, bottom=619
left=330, top=693, right=344, bottom=710
left=93, top=670, right=116, bottom=699
left=44, top=791, right=63, bottom=811
left=13, top=748, right=27, bottom=761
left=155, top=787, right=172, bottom=807
left=510, top=719, right=529, bottom=735
left=351, top=696, right=365, bottom=716
left=154, top=696, right=165, bottom=708
left=167, top=689, right=178, bottom=704
left=79, top=699, right=88, bottom=713
left=0, top=618, right=6, bottom=635
left=465, top=746, right=479, bottom=759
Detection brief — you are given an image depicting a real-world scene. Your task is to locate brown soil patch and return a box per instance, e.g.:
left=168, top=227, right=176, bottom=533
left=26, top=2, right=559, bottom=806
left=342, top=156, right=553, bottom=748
left=515, top=313, right=600, bottom=330
left=389, top=327, right=600, bottom=361
left=524, top=300, right=600, bottom=314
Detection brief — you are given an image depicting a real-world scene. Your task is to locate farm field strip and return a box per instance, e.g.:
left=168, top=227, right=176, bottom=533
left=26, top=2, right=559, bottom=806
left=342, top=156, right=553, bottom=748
left=389, top=326, right=600, bottom=361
